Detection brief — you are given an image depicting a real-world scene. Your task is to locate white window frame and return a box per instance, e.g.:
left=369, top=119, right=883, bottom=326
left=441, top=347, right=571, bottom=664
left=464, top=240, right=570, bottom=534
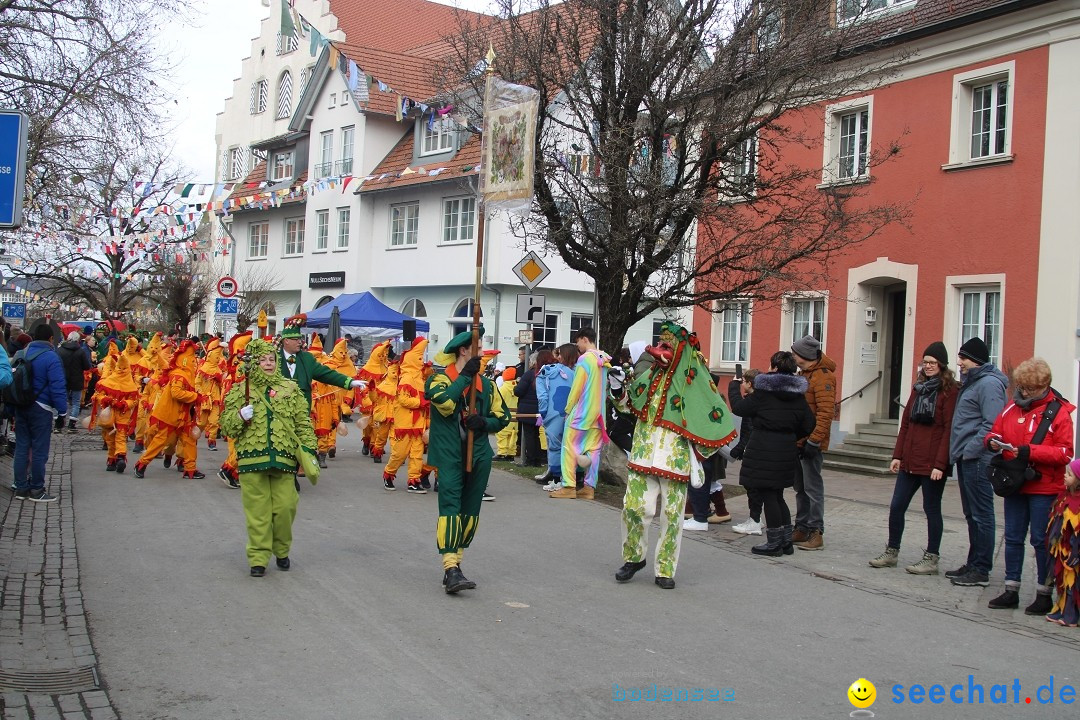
left=247, top=222, right=269, bottom=259
left=328, top=92, right=337, bottom=109
left=569, top=313, right=594, bottom=342
left=531, top=312, right=559, bottom=348
left=390, top=202, right=420, bottom=248
left=944, top=61, right=1015, bottom=170
left=283, top=217, right=305, bottom=256
left=944, top=274, right=1005, bottom=367
left=449, top=298, right=483, bottom=337
left=314, top=209, right=329, bottom=252
left=336, top=207, right=351, bottom=250
left=401, top=298, right=427, bottom=318
left=317, top=131, right=333, bottom=179
left=720, top=134, right=757, bottom=202
left=339, top=126, right=355, bottom=176
left=441, top=196, right=476, bottom=244
left=420, top=118, right=455, bottom=156
left=821, top=96, right=873, bottom=186
left=783, top=292, right=828, bottom=351
left=270, top=150, right=294, bottom=182
left=712, top=300, right=752, bottom=368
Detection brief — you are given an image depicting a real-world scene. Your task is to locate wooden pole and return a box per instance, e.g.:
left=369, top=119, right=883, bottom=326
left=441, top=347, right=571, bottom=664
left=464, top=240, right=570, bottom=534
left=465, top=45, right=497, bottom=473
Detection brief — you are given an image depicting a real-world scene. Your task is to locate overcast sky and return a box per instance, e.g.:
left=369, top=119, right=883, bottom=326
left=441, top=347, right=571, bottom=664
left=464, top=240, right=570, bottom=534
left=168, top=0, right=494, bottom=182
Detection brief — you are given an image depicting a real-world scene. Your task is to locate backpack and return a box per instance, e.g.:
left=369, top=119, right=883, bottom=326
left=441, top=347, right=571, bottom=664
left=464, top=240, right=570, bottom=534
left=3, top=348, right=46, bottom=408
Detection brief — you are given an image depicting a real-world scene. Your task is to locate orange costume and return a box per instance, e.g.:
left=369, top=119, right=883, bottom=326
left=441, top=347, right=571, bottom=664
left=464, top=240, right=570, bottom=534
left=357, top=340, right=391, bottom=459
left=219, top=331, right=253, bottom=487
left=314, top=339, right=359, bottom=463
left=196, top=338, right=225, bottom=449
left=135, top=340, right=204, bottom=478
left=136, top=336, right=173, bottom=450
left=384, top=338, right=429, bottom=491
left=91, top=348, right=139, bottom=473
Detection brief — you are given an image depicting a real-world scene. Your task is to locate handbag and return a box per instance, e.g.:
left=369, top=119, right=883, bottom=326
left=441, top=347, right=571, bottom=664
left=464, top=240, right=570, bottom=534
left=987, top=399, right=1061, bottom=497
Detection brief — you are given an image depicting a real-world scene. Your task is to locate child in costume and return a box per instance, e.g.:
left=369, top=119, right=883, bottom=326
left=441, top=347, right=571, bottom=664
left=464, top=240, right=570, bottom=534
left=371, top=352, right=399, bottom=465
left=537, top=346, right=576, bottom=493
left=384, top=338, right=429, bottom=493
left=1047, top=458, right=1080, bottom=626
left=196, top=338, right=225, bottom=451
left=218, top=332, right=253, bottom=489
left=357, top=340, right=391, bottom=458
left=326, top=338, right=359, bottom=461
left=90, top=350, right=140, bottom=473
left=425, top=326, right=509, bottom=593
left=134, top=340, right=205, bottom=479
left=495, top=367, right=519, bottom=459
left=220, top=338, right=318, bottom=577
left=615, top=322, right=736, bottom=589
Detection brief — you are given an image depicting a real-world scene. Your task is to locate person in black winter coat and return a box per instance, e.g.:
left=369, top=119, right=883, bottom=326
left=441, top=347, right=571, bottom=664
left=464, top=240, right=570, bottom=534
left=56, top=332, right=92, bottom=431
left=729, top=352, right=814, bottom=556
left=514, top=353, right=544, bottom=467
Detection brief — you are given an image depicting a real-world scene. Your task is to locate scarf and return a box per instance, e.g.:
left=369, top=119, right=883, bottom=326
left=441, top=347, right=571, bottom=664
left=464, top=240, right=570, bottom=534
left=910, top=376, right=942, bottom=425
left=1014, top=387, right=1049, bottom=410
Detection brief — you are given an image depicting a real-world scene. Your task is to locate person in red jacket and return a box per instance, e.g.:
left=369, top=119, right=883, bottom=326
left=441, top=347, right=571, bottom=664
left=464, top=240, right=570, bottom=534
left=868, top=342, right=958, bottom=575
left=984, top=357, right=1075, bottom=615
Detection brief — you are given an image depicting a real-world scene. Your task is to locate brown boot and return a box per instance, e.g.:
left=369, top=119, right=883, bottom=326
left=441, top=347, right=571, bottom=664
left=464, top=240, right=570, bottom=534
left=790, top=527, right=810, bottom=543
left=709, top=490, right=731, bottom=523
left=549, top=485, right=577, bottom=499
left=576, top=485, right=595, bottom=500
left=795, top=529, right=824, bottom=551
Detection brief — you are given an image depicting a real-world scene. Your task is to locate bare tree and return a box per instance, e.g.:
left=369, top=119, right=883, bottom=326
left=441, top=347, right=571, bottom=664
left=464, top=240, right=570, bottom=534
left=443, top=0, right=911, bottom=353
left=145, top=226, right=217, bottom=335
left=232, top=264, right=283, bottom=333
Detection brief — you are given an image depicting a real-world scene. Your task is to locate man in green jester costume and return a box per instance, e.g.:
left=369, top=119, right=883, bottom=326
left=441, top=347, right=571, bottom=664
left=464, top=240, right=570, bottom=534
left=277, top=314, right=367, bottom=410
left=425, top=326, right=510, bottom=594
left=615, top=322, right=737, bottom=589
left=221, top=339, right=318, bottom=578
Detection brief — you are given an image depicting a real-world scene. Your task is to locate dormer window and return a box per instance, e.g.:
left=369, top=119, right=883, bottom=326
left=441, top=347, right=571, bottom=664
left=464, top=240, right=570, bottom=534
left=421, top=117, right=455, bottom=156
left=270, top=150, right=295, bottom=182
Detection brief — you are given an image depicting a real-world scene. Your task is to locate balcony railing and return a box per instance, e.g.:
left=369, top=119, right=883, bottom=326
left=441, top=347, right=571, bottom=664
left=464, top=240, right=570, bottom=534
left=314, top=162, right=333, bottom=180
left=335, top=158, right=354, bottom=176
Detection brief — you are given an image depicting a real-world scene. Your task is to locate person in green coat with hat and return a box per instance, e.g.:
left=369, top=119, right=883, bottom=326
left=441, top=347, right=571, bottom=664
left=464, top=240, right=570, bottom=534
left=425, top=325, right=510, bottom=593
left=277, top=314, right=367, bottom=410
left=221, top=339, right=318, bottom=577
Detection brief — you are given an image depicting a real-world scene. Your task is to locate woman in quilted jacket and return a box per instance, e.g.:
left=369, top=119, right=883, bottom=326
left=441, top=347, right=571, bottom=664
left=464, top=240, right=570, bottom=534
left=221, top=338, right=318, bottom=578
left=984, top=357, right=1075, bottom=615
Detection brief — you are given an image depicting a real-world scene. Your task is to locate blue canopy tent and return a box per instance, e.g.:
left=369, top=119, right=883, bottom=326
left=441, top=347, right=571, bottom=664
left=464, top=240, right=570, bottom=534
left=302, top=292, right=429, bottom=341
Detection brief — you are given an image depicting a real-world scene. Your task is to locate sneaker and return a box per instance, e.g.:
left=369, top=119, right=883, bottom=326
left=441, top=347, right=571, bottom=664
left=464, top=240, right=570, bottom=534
left=328, top=448, right=336, bottom=459
left=407, top=483, right=427, bottom=494
left=318, top=452, right=328, bottom=469
left=794, top=530, right=824, bottom=551
left=383, top=477, right=396, bottom=491
left=419, top=474, right=432, bottom=490
left=1025, top=593, right=1054, bottom=616
left=218, top=469, right=233, bottom=487
left=944, top=564, right=970, bottom=579
left=114, top=458, right=126, bottom=474
left=731, top=518, right=763, bottom=535
left=868, top=547, right=899, bottom=568
left=950, top=570, right=990, bottom=587
left=482, top=492, right=494, bottom=501
left=905, top=551, right=940, bottom=575
left=542, top=480, right=560, bottom=492
left=183, top=470, right=206, bottom=479
left=228, top=477, right=240, bottom=490
left=683, top=518, right=710, bottom=531
left=163, top=454, right=172, bottom=468
left=207, top=440, right=217, bottom=451
left=133, top=443, right=144, bottom=454
left=27, top=489, right=58, bottom=503
left=987, top=589, right=1019, bottom=608
left=133, top=464, right=146, bottom=479
left=13, top=488, right=29, bottom=500
left=105, top=461, right=117, bottom=472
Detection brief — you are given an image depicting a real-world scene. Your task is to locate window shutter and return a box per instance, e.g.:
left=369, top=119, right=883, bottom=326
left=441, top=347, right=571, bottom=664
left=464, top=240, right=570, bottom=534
left=277, top=72, right=293, bottom=120
left=250, top=83, right=257, bottom=114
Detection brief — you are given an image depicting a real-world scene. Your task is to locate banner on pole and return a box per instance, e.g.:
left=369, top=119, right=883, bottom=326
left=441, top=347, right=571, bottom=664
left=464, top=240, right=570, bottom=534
left=480, top=76, right=539, bottom=214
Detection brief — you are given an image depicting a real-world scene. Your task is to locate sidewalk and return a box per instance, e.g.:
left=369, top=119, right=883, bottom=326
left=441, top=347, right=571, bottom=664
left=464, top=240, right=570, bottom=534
left=0, top=434, right=118, bottom=720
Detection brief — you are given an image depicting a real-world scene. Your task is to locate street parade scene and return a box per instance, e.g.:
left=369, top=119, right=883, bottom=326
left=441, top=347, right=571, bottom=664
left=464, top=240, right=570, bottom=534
left=2, top=0, right=1080, bottom=718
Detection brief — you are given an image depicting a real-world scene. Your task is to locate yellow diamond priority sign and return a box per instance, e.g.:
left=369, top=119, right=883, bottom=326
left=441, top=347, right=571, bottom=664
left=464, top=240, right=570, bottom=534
left=512, top=251, right=551, bottom=290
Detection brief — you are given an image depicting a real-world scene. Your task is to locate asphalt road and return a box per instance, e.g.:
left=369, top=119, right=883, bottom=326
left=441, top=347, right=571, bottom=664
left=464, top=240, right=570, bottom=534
left=73, top=433, right=1078, bottom=720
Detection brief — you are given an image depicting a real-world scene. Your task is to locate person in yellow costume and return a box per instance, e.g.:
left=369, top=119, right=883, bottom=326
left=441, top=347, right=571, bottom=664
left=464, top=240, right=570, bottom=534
left=357, top=340, right=391, bottom=458
left=90, top=343, right=120, bottom=451
left=383, top=338, right=429, bottom=492
left=90, top=350, right=140, bottom=473
left=218, top=331, right=253, bottom=489
left=196, top=338, right=225, bottom=451
left=136, top=337, right=173, bottom=452
left=132, top=333, right=162, bottom=453
left=370, top=347, right=399, bottom=465
left=496, top=367, right=519, bottom=459
left=320, top=338, right=359, bottom=464
left=134, top=340, right=205, bottom=479
left=310, top=337, right=342, bottom=468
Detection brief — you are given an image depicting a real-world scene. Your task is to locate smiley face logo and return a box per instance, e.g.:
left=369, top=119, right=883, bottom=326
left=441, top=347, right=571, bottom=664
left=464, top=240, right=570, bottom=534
left=847, top=678, right=876, bottom=709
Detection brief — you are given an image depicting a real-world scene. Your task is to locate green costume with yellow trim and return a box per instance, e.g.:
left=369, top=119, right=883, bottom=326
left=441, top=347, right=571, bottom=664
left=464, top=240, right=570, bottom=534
left=425, top=329, right=510, bottom=573
left=221, top=339, right=318, bottom=570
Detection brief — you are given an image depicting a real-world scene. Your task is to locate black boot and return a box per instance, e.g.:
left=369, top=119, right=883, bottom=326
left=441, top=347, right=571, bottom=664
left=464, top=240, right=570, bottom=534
left=752, top=528, right=785, bottom=557
left=615, top=559, right=647, bottom=583
left=988, top=589, right=1020, bottom=609
left=782, top=525, right=794, bottom=555
left=443, top=566, right=476, bottom=594
left=1025, top=592, right=1053, bottom=616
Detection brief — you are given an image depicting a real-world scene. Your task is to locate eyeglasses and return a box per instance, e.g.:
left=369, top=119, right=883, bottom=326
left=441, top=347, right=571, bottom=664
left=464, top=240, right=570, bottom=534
left=922, top=360, right=940, bottom=367
left=1018, top=385, right=1046, bottom=394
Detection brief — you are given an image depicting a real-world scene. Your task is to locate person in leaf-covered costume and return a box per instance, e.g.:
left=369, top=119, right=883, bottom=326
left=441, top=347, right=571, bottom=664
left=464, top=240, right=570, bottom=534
left=615, top=321, right=737, bottom=590
left=221, top=338, right=318, bottom=578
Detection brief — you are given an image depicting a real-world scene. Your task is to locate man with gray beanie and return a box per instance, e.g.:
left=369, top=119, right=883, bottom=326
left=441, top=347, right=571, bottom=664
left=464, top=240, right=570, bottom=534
left=947, top=336, right=1008, bottom=587
left=56, top=331, right=91, bottom=432
left=790, top=334, right=836, bottom=550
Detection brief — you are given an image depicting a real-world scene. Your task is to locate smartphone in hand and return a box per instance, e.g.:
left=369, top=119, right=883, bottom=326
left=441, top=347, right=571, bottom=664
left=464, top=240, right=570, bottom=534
left=734, top=363, right=743, bottom=381
left=994, top=440, right=1017, bottom=453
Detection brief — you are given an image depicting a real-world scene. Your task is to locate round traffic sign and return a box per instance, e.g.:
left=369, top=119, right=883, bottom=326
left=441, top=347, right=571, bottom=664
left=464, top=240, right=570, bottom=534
left=217, top=276, right=238, bottom=298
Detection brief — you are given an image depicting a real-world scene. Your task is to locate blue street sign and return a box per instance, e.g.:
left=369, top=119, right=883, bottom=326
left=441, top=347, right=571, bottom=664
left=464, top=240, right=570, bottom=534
left=214, top=298, right=239, bottom=315
left=2, top=302, right=26, bottom=320
left=0, top=110, right=28, bottom=228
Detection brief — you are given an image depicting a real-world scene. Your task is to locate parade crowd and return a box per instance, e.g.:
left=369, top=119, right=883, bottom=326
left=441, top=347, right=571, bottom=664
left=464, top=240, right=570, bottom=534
left=2, top=317, right=1078, bottom=626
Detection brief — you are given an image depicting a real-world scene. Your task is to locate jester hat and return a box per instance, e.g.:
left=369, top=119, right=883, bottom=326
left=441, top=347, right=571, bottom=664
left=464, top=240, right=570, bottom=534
left=627, top=321, right=736, bottom=447
left=358, top=340, right=391, bottom=383
left=280, top=314, right=306, bottom=340
left=398, top=338, right=428, bottom=394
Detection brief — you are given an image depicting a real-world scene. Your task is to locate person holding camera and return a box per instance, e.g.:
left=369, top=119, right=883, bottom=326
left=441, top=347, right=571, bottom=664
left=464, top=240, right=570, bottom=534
left=868, top=343, right=958, bottom=575
left=983, top=357, right=1074, bottom=614
left=790, top=335, right=837, bottom=551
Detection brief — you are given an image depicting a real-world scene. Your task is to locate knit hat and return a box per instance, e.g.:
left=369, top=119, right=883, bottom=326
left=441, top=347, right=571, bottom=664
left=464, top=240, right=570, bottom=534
left=16, top=333, right=31, bottom=347
left=923, top=341, right=949, bottom=367
left=1069, top=458, right=1080, bottom=479
left=791, top=335, right=821, bottom=361
left=958, top=337, right=990, bottom=365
